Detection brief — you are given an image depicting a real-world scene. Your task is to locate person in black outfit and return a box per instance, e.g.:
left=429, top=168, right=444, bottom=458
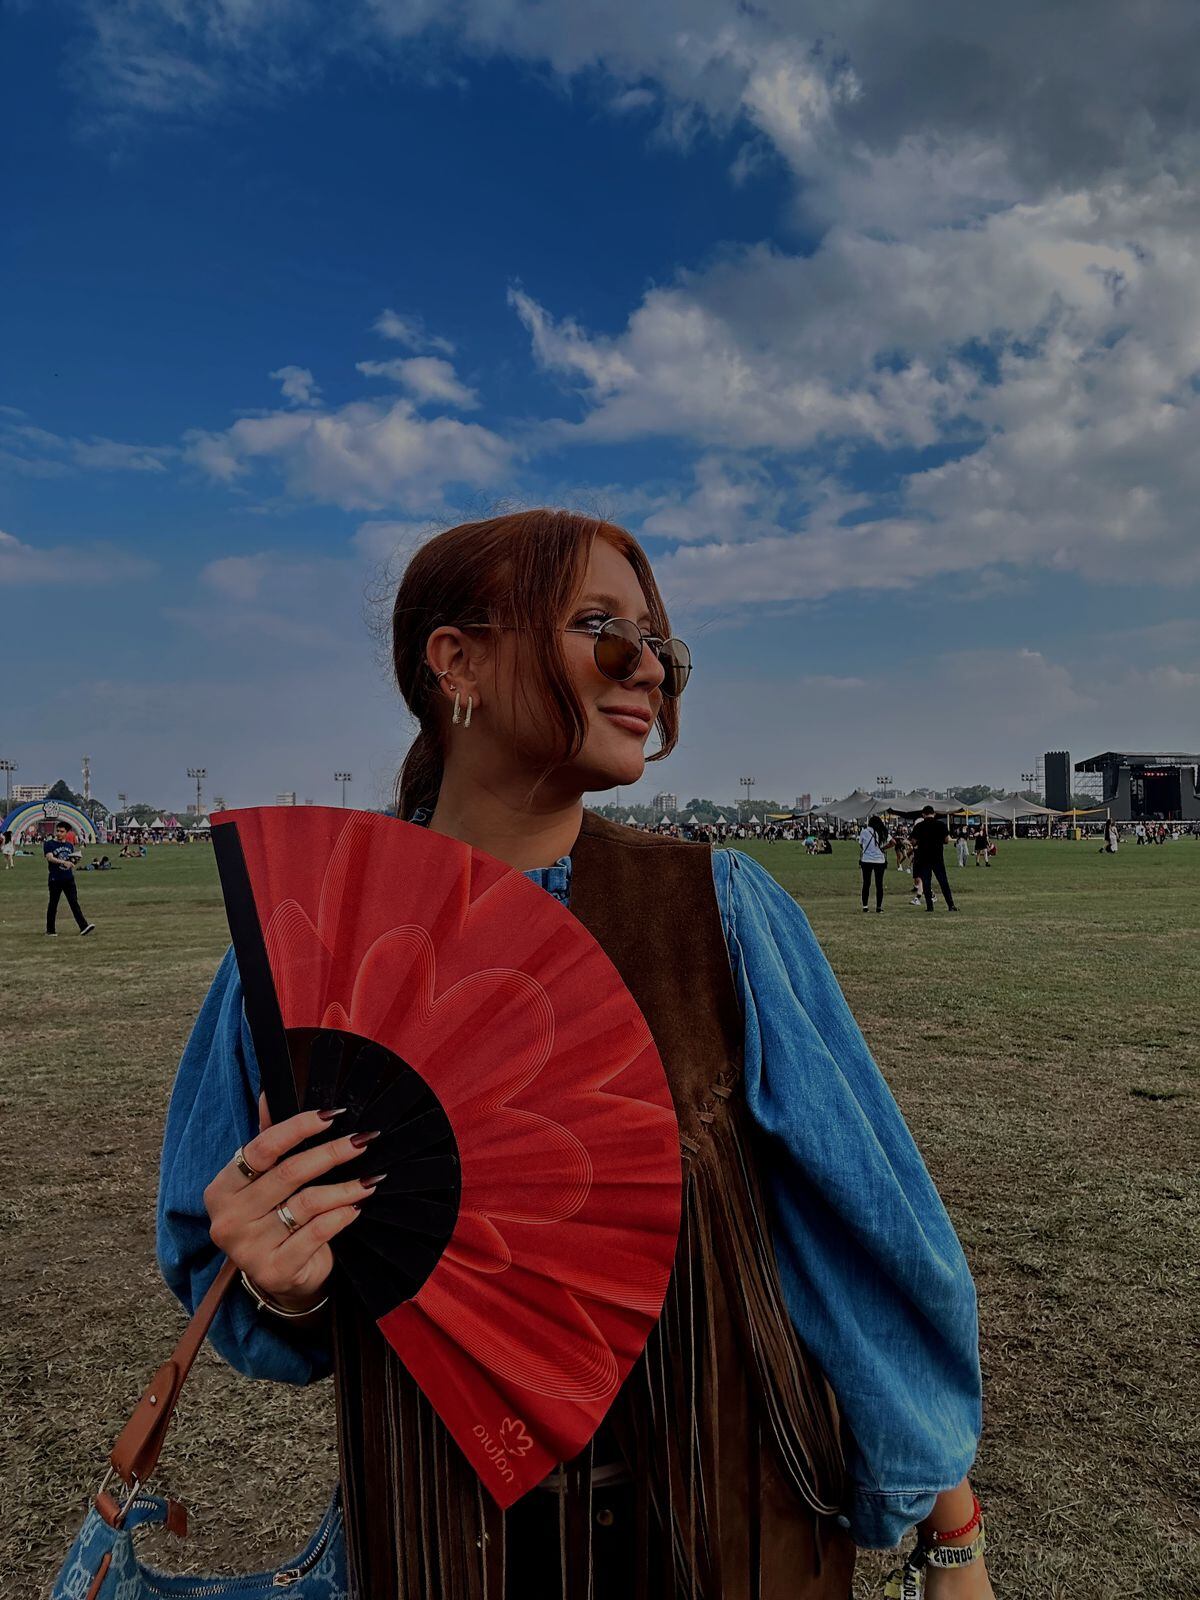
left=44, top=820, right=95, bottom=935
left=910, top=806, right=957, bottom=913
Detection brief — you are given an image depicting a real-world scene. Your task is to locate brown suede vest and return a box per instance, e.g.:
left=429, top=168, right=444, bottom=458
left=332, top=811, right=855, bottom=1599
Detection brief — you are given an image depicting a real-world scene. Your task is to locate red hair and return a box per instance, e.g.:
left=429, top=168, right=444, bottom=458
left=392, top=509, right=679, bottom=815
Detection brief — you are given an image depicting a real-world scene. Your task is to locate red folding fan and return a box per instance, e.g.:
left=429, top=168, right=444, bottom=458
left=211, top=807, right=680, bottom=1506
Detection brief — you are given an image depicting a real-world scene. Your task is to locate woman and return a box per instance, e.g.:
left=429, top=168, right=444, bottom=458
left=159, top=510, right=992, bottom=1599
left=858, top=814, right=891, bottom=912
left=974, top=827, right=990, bottom=867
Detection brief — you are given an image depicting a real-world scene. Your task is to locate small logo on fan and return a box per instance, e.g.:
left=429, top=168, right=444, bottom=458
left=472, top=1416, right=532, bottom=1483
left=499, top=1417, right=532, bottom=1457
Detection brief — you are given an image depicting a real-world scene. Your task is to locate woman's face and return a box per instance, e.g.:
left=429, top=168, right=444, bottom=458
left=554, top=536, right=667, bottom=791
left=456, top=536, right=667, bottom=799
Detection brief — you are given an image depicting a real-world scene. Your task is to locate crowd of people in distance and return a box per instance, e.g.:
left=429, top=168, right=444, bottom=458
left=621, top=808, right=1198, bottom=922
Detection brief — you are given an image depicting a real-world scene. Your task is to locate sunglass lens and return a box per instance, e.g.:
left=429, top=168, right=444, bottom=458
left=594, top=618, right=645, bottom=681
left=656, top=638, right=691, bottom=698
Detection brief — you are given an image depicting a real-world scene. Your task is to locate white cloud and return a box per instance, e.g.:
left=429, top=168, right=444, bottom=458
left=356, top=355, right=479, bottom=409
left=184, top=394, right=513, bottom=511
left=270, top=365, right=321, bottom=406
left=373, top=308, right=456, bottom=356
left=0, top=528, right=155, bottom=585
left=201, top=553, right=272, bottom=601
left=0, top=417, right=173, bottom=475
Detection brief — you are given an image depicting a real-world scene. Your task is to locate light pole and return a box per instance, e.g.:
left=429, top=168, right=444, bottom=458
left=187, top=767, right=206, bottom=818
left=739, top=774, right=755, bottom=822
left=875, top=774, right=893, bottom=796
left=0, top=759, right=16, bottom=811
left=1021, top=772, right=1036, bottom=792
left=117, top=792, right=127, bottom=829
left=335, top=771, right=352, bottom=808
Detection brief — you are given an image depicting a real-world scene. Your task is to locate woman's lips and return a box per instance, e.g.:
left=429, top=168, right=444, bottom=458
left=601, top=708, right=653, bottom=736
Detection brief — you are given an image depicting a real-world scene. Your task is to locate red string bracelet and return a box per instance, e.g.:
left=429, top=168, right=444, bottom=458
left=929, top=1495, right=982, bottom=1544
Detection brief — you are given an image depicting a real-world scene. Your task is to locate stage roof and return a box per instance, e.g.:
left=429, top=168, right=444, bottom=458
left=1076, top=751, right=1200, bottom=770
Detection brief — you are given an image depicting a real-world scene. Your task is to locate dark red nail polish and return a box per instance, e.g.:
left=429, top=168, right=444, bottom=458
left=360, top=1173, right=387, bottom=1189
left=318, top=1106, right=348, bottom=1121
left=350, top=1129, right=381, bottom=1148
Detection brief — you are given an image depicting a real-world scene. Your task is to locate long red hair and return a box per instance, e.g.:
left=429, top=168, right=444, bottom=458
left=392, top=509, right=680, bottom=815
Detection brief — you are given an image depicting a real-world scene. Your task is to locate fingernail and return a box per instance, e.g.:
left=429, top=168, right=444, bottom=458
left=350, top=1129, right=381, bottom=1148
left=360, top=1173, right=387, bottom=1189
left=318, top=1106, right=348, bottom=1121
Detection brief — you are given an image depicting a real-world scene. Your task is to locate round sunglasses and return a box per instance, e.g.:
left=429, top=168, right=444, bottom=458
left=564, top=617, right=692, bottom=698
left=454, top=618, right=692, bottom=698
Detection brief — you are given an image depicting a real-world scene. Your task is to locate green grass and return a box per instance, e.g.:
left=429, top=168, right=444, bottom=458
left=1, top=838, right=1197, bottom=1597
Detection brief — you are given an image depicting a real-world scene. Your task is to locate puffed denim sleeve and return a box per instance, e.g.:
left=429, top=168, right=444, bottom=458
left=156, top=946, right=333, bottom=1385
left=713, top=849, right=981, bottom=1548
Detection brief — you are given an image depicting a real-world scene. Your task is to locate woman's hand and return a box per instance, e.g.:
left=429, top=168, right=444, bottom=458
left=203, top=1095, right=380, bottom=1313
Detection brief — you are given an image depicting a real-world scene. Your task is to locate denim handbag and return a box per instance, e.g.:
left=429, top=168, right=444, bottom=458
left=49, top=1258, right=350, bottom=1599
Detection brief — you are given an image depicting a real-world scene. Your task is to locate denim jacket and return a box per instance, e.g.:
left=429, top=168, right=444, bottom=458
left=157, top=842, right=980, bottom=1548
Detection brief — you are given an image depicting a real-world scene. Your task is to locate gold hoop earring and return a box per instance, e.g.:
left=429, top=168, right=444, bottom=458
left=452, top=690, right=462, bottom=726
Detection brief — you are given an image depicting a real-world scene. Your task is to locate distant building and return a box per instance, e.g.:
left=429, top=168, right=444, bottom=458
left=275, top=791, right=297, bottom=807
left=1075, top=752, right=1200, bottom=820
left=651, top=791, right=678, bottom=814
left=12, top=784, right=50, bottom=802
left=1043, top=751, right=1072, bottom=812
left=795, top=793, right=812, bottom=812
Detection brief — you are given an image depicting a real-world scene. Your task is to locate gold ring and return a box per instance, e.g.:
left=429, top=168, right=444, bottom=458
left=276, top=1202, right=300, bottom=1234
left=233, top=1146, right=260, bottom=1181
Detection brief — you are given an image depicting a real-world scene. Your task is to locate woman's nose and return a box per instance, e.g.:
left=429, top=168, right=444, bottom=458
left=630, top=638, right=665, bottom=693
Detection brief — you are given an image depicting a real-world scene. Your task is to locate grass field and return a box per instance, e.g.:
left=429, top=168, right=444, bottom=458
left=2, top=836, right=1197, bottom=1598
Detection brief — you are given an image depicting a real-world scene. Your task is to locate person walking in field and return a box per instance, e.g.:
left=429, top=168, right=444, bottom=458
left=955, top=831, right=970, bottom=868
left=858, top=813, right=891, bottom=912
left=974, top=826, right=991, bottom=866
left=43, top=819, right=95, bottom=936
left=911, top=805, right=957, bottom=913
left=1, top=830, right=15, bottom=870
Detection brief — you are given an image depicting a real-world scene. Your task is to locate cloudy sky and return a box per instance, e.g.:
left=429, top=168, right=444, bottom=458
left=4, top=1, right=1199, bottom=812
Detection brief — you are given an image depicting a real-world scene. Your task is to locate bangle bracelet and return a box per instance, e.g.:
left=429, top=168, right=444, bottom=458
left=239, top=1269, right=328, bottom=1319
left=921, top=1524, right=986, bottom=1570
left=930, top=1493, right=982, bottom=1543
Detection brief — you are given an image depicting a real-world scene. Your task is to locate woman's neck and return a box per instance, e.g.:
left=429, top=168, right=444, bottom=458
left=428, top=774, right=585, bottom=871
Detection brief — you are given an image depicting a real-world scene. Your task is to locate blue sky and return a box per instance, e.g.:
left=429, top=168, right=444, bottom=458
left=3, top=2, right=1198, bottom=813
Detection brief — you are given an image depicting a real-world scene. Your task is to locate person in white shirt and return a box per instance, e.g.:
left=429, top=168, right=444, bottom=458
left=955, top=831, right=970, bottom=868
left=858, top=814, right=891, bottom=912
left=1, top=831, right=15, bottom=869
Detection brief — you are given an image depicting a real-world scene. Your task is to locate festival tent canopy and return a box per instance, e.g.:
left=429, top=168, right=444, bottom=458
left=150, top=816, right=166, bottom=829
left=880, top=791, right=960, bottom=816
left=625, top=814, right=637, bottom=825
left=958, top=794, right=1063, bottom=822
left=716, top=815, right=727, bottom=824
left=687, top=814, right=700, bottom=824
left=812, top=790, right=875, bottom=822
left=749, top=814, right=760, bottom=824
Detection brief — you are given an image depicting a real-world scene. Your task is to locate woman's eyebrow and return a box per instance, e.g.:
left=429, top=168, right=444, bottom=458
left=580, top=592, right=654, bottom=627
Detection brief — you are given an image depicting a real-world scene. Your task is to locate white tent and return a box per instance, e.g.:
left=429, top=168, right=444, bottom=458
left=716, top=814, right=727, bottom=824
left=150, top=816, right=166, bottom=829
left=198, top=815, right=211, bottom=828
left=625, top=813, right=637, bottom=825
left=688, top=813, right=700, bottom=824
left=749, top=814, right=761, bottom=824
left=660, top=814, right=671, bottom=825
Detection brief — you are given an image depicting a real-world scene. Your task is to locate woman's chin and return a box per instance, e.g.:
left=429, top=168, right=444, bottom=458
left=578, top=744, right=646, bottom=791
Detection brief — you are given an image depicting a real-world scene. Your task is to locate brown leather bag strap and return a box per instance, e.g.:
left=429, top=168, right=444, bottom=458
left=109, top=1257, right=240, bottom=1488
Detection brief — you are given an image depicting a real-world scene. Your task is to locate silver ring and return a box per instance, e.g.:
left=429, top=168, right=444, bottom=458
left=276, top=1202, right=300, bottom=1234
left=233, top=1146, right=260, bottom=1181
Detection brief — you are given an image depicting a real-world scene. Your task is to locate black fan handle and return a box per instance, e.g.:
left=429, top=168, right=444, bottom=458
left=211, top=819, right=301, bottom=1123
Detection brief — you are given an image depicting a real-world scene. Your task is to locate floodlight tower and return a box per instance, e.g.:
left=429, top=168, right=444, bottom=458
left=739, top=774, right=755, bottom=821
left=0, top=759, right=16, bottom=810
left=335, top=771, right=353, bottom=808
left=187, top=767, right=206, bottom=818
